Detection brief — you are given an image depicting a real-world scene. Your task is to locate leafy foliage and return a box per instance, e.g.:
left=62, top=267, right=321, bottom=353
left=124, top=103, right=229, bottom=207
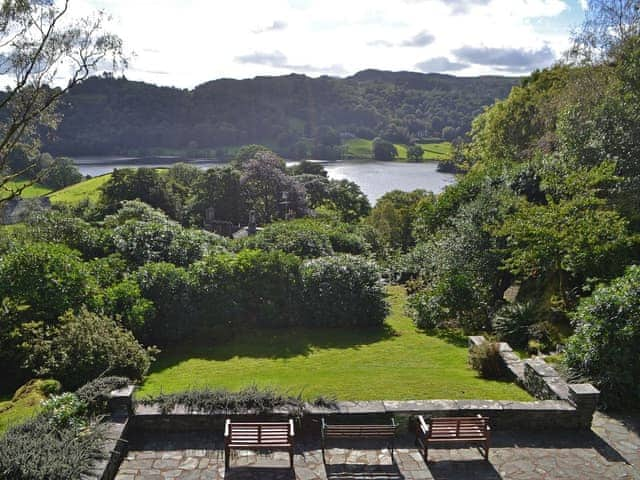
left=75, top=376, right=130, bottom=416
left=0, top=415, right=105, bottom=480
left=469, top=342, right=505, bottom=379
left=140, top=385, right=305, bottom=415
left=25, top=308, right=153, bottom=390
left=0, top=242, right=97, bottom=323
left=564, top=266, right=640, bottom=408
left=299, top=255, right=388, bottom=327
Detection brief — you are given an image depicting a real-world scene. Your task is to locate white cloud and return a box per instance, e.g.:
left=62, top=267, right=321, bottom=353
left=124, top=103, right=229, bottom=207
left=65, top=0, right=579, bottom=87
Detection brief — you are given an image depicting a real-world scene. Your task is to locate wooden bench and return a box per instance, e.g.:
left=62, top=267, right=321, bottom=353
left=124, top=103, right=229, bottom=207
left=321, top=417, right=398, bottom=460
left=224, top=419, right=295, bottom=470
left=415, top=415, right=491, bottom=461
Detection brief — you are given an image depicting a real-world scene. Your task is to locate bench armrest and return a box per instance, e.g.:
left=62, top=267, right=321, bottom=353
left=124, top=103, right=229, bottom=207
left=417, top=415, right=429, bottom=436
left=289, top=419, right=295, bottom=438
left=224, top=419, right=231, bottom=438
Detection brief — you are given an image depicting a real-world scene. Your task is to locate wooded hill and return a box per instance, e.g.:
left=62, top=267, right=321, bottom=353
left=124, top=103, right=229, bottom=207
left=45, top=70, right=519, bottom=158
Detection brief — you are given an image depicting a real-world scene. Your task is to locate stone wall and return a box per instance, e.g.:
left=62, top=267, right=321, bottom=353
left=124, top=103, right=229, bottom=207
left=468, top=335, right=599, bottom=430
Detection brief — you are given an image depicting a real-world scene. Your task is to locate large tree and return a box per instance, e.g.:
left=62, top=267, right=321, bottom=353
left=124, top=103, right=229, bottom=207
left=0, top=0, right=123, bottom=203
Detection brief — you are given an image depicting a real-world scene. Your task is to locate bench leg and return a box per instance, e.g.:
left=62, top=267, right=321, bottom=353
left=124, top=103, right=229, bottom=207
left=290, top=447, right=294, bottom=470
left=225, top=446, right=230, bottom=471
left=321, top=437, right=326, bottom=463
left=484, top=440, right=490, bottom=461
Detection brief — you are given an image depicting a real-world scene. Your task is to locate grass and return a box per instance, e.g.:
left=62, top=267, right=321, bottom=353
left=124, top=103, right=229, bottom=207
left=138, top=286, right=531, bottom=401
left=0, top=380, right=52, bottom=435
left=343, top=138, right=452, bottom=162
left=0, top=179, right=52, bottom=200
left=47, top=173, right=111, bottom=205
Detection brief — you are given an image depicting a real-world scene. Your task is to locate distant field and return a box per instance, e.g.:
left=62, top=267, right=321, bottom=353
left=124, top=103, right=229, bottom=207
left=138, top=286, right=531, bottom=401
left=343, top=138, right=452, bottom=161
left=47, top=173, right=111, bottom=205
left=0, top=180, right=52, bottom=200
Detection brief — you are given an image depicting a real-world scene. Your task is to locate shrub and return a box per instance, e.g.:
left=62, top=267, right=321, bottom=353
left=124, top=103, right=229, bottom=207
left=0, top=242, right=98, bottom=323
left=192, top=249, right=301, bottom=328
left=40, top=393, right=87, bottom=430
left=103, top=279, right=155, bottom=334
left=102, top=199, right=169, bottom=227
left=141, top=385, right=304, bottom=415
left=86, top=253, right=129, bottom=288
left=564, top=265, right=640, bottom=408
left=0, top=416, right=105, bottom=480
left=491, top=301, right=539, bottom=348
left=75, top=376, right=129, bottom=416
left=135, top=262, right=197, bottom=344
left=241, top=219, right=334, bottom=258
left=240, top=219, right=368, bottom=258
left=26, top=211, right=109, bottom=258
left=469, top=342, right=505, bottom=379
left=408, top=272, right=489, bottom=333
left=299, top=255, right=388, bottom=327
left=25, top=308, right=153, bottom=390
left=111, top=220, right=224, bottom=267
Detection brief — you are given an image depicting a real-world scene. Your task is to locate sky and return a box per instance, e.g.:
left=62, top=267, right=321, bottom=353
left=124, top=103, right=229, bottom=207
left=73, top=0, right=588, bottom=89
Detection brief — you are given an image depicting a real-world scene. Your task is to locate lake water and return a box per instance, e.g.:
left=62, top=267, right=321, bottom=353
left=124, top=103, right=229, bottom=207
left=72, top=156, right=456, bottom=203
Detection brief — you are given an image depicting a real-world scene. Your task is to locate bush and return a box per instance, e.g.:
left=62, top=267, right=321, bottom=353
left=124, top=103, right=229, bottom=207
left=102, top=199, right=169, bottom=227
left=192, top=249, right=301, bottom=328
left=241, top=219, right=335, bottom=258
left=0, top=415, right=105, bottom=480
left=469, top=342, right=505, bottom=379
left=26, top=211, right=109, bottom=258
left=25, top=308, right=154, bottom=390
left=141, top=385, right=304, bottom=415
left=299, top=255, right=388, bottom=327
left=564, top=265, right=640, bottom=408
left=408, top=272, right=488, bottom=333
left=75, top=376, right=129, bottom=416
left=0, top=242, right=98, bottom=323
left=111, top=220, right=224, bottom=267
left=491, top=301, right=539, bottom=348
left=103, top=279, right=155, bottom=334
left=40, top=393, right=87, bottom=430
left=135, top=262, right=196, bottom=344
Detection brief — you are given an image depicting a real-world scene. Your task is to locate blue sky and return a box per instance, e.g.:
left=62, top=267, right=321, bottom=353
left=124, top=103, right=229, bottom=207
left=75, top=0, right=588, bottom=88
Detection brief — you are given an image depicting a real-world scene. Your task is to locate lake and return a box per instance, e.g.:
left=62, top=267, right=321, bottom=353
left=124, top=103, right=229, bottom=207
left=72, top=156, right=456, bottom=203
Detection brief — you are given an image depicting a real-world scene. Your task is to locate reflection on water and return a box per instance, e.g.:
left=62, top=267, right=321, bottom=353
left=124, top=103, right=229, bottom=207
left=72, top=156, right=456, bottom=203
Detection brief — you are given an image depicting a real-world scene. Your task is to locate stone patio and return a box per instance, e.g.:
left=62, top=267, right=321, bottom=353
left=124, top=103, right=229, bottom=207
left=116, top=412, right=640, bottom=480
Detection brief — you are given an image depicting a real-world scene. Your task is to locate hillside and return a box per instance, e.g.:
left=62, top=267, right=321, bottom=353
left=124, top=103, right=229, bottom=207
left=46, top=71, right=519, bottom=158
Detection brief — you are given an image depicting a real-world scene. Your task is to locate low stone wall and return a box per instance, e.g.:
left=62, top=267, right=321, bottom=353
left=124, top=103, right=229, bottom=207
left=468, top=335, right=599, bottom=430
left=131, top=398, right=580, bottom=435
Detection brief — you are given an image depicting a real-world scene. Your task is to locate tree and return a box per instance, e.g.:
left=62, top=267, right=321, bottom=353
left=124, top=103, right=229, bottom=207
left=40, top=157, right=82, bottom=189
left=240, top=151, right=306, bottom=223
left=372, top=137, right=397, bottom=161
left=0, top=0, right=124, bottom=203
left=190, top=166, right=242, bottom=224
left=325, top=179, right=371, bottom=222
left=368, top=189, right=429, bottom=250
left=572, top=0, right=640, bottom=62
left=407, top=144, right=424, bottom=162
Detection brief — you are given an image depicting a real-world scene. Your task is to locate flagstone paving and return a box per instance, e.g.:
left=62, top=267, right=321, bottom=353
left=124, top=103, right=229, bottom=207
left=116, top=412, right=640, bottom=479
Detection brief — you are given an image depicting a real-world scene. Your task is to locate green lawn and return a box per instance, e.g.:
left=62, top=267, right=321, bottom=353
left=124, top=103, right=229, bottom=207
left=138, top=287, right=531, bottom=401
left=343, top=138, right=452, bottom=161
left=0, top=180, right=52, bottom=200
left=47, top=173, right=111, bottom=205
